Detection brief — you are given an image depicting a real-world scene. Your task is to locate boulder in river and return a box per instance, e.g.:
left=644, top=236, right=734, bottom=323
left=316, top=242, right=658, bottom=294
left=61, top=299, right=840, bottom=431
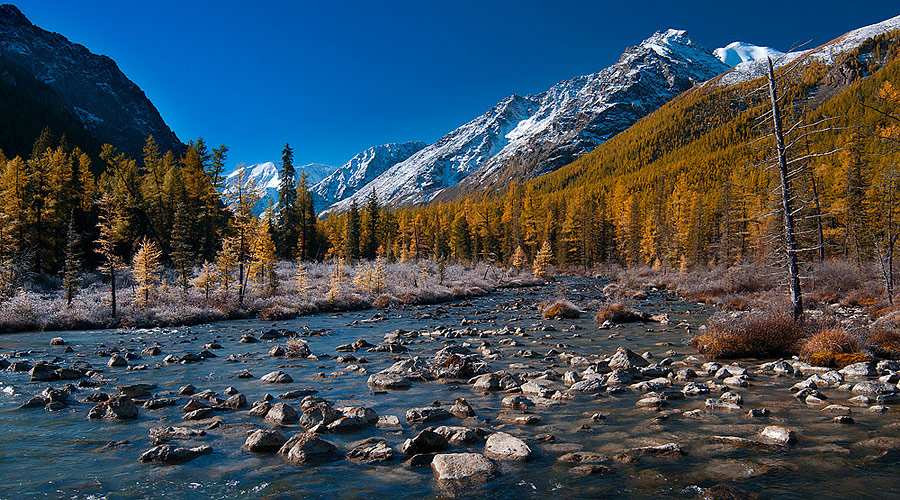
left=431, top=453, right=498, bottom=493
left=88, top=395, right=138, bottom=421
left=608, top=347, right=649, bottom=370
left=244, top=429, right=287, bottom=452
left=346, top=437, right=394, bottom=463
left=484, top=432, right=532, bottom=461
left=281, top=432, right=340, bottom=465
left=406, top=406, right=452, bottom=424
left=367, top=372, right=411, bottom=389
left=260, top=371, right=293, bottom=383
left=266, top=402, right=299, bottom=425
left=402, top=429, right=449, bottom=456
left=139, top=444, right=212, bottom=464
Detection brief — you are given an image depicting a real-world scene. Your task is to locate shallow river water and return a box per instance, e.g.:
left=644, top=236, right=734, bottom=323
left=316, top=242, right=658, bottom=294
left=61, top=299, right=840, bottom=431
left=1, top=277, right=899, bottom=499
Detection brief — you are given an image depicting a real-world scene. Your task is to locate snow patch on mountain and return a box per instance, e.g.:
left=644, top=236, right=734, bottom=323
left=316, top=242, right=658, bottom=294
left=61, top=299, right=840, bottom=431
left=714, top=42, right=783, bottom=66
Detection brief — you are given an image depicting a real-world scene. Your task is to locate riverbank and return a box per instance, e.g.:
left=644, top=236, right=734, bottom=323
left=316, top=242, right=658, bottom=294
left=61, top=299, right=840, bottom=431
left=0, top=260, right=542, bottom=334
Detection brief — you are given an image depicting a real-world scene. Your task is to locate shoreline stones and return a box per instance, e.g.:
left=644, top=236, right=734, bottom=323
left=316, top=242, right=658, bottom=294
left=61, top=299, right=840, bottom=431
left=432, top=453, right=498, bottom=493
left=484, top=432, right=532, bottom=461
left=139, top=444, right=212, bottom=464
left=260, top=371, right=293, bottom=384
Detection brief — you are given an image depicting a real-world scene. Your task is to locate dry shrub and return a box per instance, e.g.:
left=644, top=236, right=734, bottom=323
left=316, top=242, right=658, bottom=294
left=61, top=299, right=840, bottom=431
left=372, top=295, right=399, bottom=308
left=799, top=326, right=865, bottom=367
left=541, top=300, right=581, bottom=319
left=691, top=308, right=803, bottom=359
left=867, top=328, right=900, bottom=358
left=596, top=302, right=644, bottom=323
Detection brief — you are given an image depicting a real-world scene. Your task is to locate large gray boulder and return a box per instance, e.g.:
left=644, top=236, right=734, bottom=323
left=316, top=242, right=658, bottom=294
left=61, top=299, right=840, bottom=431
left=484, top=432, right=533, bottom=461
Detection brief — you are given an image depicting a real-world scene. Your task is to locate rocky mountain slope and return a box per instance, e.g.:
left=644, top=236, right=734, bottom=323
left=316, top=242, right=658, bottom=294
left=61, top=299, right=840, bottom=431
left=222, top=161, right=336, bottom=214
left=0, top=4, right=181, bottom=159
left=311, top=141, right=427, bottom=210
left=328, top=29, right=730, bottom=212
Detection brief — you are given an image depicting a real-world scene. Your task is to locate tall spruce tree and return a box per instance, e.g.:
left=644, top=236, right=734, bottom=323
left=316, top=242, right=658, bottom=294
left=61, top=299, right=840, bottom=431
left=276, top=143, right=299, bottom=258
left=363, top=188, right=380, bottom=259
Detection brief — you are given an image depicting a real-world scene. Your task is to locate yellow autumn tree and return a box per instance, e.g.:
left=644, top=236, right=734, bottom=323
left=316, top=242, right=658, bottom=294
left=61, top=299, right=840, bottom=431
left=533, top=240, right=553, bottom=278
left=132, top=237, right=162, bottom=307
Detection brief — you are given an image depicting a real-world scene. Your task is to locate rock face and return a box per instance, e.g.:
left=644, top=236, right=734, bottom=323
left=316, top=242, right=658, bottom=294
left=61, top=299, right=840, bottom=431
left=0, top=5, right=182, bottom=159
left=327, top=29, right=728, bottom=211
left=431, top=453, right=498, bottom=492
left=484, top=432, right=533, bottom=461
left=139, top=445, right=212, bottom=464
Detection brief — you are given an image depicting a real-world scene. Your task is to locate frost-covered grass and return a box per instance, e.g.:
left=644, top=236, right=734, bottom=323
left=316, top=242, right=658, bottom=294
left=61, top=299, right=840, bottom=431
left=0, top=260, right=542, bottom=333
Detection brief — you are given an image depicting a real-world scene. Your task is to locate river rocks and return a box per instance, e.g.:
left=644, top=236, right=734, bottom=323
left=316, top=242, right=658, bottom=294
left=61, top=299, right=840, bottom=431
left=376, top=415, right=402, bottom=430
left=520, top=379, right=555, bottom=398
left=107, top=354, right=127, bottom=367
left=433, top=426, right=479, bottom=445
left=299, top=403, right=341, bottom=428
left=249, top=401, right=272, bottom=417
left=117, top=384, right=155, bottom=398
left=559, top=451, right=607, bottom=463
left=569, top=377, right=604, bottom=393
left=406, top=406, right=452, bottom=424
left=139, top=444, right=212, bottom=464
left=29, top=362, right=59, bottom=382
left=183, top=408, right=214, bottom=421
left=49, top=337, right=65, bottom=345
left=223, top=393, right=248, bottom=409
left=501, top=395, right=532, bottom=409
left=840, top=362, right=876, bottom=377
left=852, top=380, right=895, bottom=395
left=608, top=347, right=649, bottom=370
left=402, top=429, right=449, bottom=455
left=244, top=429, right=287, bottom=452
left=760, top=426, right=795, bottom=445
left=615, top=443, right=684, bottom=461
left=450, top=398, right=475, bottom=418
left=149, top=426, right=206, bottom=442
left=260, top=371, right=293, bottom=384
left=484, top=432, right=532, bottom=461
left=266, top=403, right=299, bottom=425
left=88, top=395, right=138, bottom=421
left=367, top=372, right=411, bottom=389
left=141, top=346, right=161, bottom=356
left=346, top=437, right=394, bottom=463
left=431, top=453, right=498, bottom=492
left=705, top=398, right=741, bottom=411
left=281, top=433, right=340, bottom=465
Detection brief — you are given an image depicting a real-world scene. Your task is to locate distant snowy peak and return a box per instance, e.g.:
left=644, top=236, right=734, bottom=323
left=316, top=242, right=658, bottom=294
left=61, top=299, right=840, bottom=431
left=310, top=141, right=427, bottom=210
left=714, top=42, right=784, bottom=66
left=716, top=14, right=900, bottom=86
left=327, top=28, right=728, bottom=212
left=222, top=161, right=337, bottom=214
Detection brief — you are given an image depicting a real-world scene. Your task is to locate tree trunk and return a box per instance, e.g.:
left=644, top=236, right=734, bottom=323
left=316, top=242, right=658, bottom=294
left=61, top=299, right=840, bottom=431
left=110, top=267, right=117, bottom=319
left=767, top=58, right=803, bottom=322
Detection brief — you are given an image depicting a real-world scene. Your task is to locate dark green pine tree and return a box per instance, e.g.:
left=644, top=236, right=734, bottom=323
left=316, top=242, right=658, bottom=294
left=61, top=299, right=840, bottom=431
left=363, top=188, right=380, bottom=259
left=295, top=172, right=316, bottom=260
left=62, top=215, right=81, bottom=306
left=276, top=143, right=299, bottom=258
left=170, top=203, right=194, bottom=293
left=344, top=200, right=361, bottom=261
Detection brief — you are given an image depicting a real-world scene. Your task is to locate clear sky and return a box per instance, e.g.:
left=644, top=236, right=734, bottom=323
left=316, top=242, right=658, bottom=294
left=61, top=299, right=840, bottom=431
left=10, top=1, right=900, bottom=169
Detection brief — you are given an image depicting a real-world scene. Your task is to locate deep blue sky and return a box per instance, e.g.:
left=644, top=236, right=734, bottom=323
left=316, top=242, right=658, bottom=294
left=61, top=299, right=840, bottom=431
left=11, top=1, right=900, bottom=168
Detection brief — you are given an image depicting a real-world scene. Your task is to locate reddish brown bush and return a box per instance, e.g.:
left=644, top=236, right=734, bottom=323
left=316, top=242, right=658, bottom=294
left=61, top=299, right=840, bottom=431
left=867, top=328, right=900, bottom=358
left=691, top=308, right=804, bottom=359
left=799, top=326, right=864, bottom=367
left=541, top=300, right=582, bottom=319
left=596, top=303, right=645, bottom=323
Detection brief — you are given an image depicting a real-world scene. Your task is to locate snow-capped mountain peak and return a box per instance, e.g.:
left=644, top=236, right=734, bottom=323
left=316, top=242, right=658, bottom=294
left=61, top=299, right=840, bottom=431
left=714, top=42, right=784, bottom=67
left=223, top=161, right=336, bottom=214
left=326, top=27, right=728, bottom=212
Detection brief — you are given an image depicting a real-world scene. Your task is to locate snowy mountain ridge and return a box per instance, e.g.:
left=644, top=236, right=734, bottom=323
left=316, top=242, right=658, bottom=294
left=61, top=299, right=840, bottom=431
left=222, top=161, right=336, bottom=214
left=714, top=42, right=784, bottom=66
left=327, top=28, right=729, bottom=212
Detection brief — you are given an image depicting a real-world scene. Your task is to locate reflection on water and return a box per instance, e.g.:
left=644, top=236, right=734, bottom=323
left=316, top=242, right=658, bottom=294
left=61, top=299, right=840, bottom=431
left=0, top=277, right=898, bottom=499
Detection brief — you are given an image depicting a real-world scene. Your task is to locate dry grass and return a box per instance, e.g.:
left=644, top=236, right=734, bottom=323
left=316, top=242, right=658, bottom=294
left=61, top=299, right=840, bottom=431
left=595, top=302, right=645, bottom=324
left=541, top=300, right=582, bottom=319
left=799, top=326, right=865, bottom=367
left=690, top=308, right=805, bottom=359
left=867, top=328, right=900, bottom=358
